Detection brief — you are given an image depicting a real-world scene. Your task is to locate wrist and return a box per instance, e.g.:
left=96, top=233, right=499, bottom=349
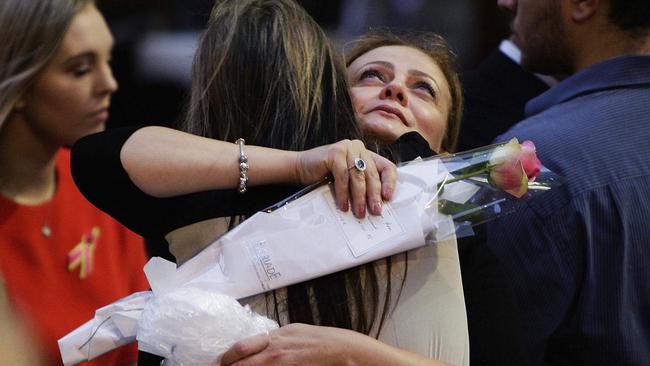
left=291, top=150, right=303, bottom=185
left=243, top=146, right=300, bottom=187
left=332, top=327, right=374, bottom=366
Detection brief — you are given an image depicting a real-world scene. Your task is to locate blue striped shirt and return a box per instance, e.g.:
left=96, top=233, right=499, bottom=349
left=488, top=56, right=650, bottom=366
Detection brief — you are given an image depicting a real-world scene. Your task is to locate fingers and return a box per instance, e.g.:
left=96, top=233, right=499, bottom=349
left=341, top=140, right=394, bottom=218
left=317, top=139, right=396, bottom=218
left=331, top=143, right=351, bottom=214
left=358, top=152, right=397, bottom=217
left=359, top=152, right=383, bottom=216
left=225, top=353, right=267, bottom=366
left=347, top=150, right=367, bottom=218
left=218, top=332, right=271, bottom=366
left=372, top=153, right=396, bottom=202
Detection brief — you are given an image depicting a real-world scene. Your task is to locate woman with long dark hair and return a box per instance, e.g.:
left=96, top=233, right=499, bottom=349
left=74, top=0, right=495, bottom=364
left=70, top=0, right=405, bottom=364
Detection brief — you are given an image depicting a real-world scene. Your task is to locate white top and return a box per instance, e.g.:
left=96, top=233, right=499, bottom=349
left=243, top=234, right=470, bottom=366
left=377, top=237, right=469, bottom=366
left=171, top=176, right=470, bottom=365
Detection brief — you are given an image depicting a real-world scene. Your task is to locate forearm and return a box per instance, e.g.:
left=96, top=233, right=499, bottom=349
left=121, top=126, right=301, bottom=197
left=337, top=328, right=452, bottom=366
left=219, top=323, right=452, bottom=366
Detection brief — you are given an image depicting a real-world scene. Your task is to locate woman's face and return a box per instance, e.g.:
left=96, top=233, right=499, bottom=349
left=17, top=3, right=117, bottom=147
left=347, top=45, right=451, bottom=153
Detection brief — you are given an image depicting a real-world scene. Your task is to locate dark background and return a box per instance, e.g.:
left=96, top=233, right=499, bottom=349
left=97, top=0, right=511, bottom=130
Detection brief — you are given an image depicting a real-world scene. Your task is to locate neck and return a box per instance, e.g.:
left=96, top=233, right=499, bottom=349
left=632, top=33, right=650, bottom=54
left=570, top=18, right=650, bottom=73
left=0, top=114, right=59, bottom=204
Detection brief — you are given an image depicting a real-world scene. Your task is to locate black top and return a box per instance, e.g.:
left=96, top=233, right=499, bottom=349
left=71, top=126, right=299, bottom=241
left=71, top=128, right=527, bottom=366
left=458, top=48, right=550, bottom=151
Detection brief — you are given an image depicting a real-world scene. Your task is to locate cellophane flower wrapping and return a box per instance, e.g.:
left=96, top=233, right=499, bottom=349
left=428, top=138, right=561, bottom=239
left=137, top=286, right=278, bottom=366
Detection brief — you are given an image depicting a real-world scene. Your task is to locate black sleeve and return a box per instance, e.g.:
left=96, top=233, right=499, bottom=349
left=458, top=227, right=530, bottom=365
left=70, top=127, right=298, bottom=240
left=386, top=131, right=436, bottom=162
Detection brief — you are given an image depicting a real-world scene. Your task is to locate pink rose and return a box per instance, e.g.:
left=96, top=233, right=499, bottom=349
left=489, top=158, right=528, bottom=198
left=444, top=138, right=543, bottom=199
left=488, top=138, right=529, bottom=198
left=520, top=140, right=542, bottom=181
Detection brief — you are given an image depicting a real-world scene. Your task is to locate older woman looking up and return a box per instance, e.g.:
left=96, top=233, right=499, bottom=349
left=220, top=30, right=528, bottom=366
left=219, top=31, right=468, bottom=366
left=346, top=30, right=462, bottom=157
left=347, top=30, right=528, bottom=366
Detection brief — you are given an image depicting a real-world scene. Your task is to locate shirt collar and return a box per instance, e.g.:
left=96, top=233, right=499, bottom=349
left=498, top=39, right=522, bottom=63
left=499, top=39, right=558, bottom=87
left=526, top=55, right=650, bottom=117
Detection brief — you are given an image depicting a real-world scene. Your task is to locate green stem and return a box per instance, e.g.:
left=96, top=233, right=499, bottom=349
left=444, top=167, right=488, bottom=185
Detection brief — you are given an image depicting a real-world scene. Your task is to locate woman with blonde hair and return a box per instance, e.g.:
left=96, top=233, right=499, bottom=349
left=0, top=0, right=149, bottom=364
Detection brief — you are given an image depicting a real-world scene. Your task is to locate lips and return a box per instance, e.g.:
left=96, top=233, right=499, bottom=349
left=368, top=105, right=408, bottom=126
left=89, top=108, right=109, bottom=123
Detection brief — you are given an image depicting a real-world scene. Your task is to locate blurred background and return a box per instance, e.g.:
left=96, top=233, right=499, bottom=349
left=98, top=0, right=511, bottom=130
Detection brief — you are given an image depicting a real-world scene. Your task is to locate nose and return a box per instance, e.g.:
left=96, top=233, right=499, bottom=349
left=96, top=62, right=118, bottom=95
left=380, top=82, right=408, bottom=106
left=497, top=0, right=516, bottom=12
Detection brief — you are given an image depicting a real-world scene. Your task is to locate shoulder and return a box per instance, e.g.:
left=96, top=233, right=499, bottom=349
left=56, top=148, right=143, bottom=242
left=502, top=84, right=650, bottom=181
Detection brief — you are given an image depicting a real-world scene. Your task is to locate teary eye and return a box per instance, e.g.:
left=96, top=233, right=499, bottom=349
left=414, top=81, right=436, bottom=99
left=359, top=69, right=385, bottom=82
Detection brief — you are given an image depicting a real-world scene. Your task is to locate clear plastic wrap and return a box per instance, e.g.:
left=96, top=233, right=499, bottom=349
left=137, top=286, right=278, bottom=365
left=428, top=138, right=563, bottom=239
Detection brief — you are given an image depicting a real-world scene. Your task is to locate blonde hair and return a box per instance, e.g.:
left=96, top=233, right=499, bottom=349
left=0, top=0, right=90, bottom=130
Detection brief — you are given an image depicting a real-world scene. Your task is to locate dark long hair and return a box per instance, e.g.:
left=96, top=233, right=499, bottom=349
left=182, top=0, right=358, bottom=150
left=181, top=0, right=396, bottom=336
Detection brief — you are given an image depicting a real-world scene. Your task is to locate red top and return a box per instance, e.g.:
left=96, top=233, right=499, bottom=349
left=0, top=149, right=149, bottom=365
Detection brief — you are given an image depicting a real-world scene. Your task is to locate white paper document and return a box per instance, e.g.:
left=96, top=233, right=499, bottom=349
left=176, top=158, right=448, bottom=300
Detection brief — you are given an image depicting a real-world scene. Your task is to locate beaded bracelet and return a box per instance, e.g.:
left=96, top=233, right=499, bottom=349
left=235, top=138, right=249, bottom=194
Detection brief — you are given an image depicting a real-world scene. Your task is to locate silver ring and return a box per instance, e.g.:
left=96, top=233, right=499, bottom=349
left=349, top=158, right=367, bottom=172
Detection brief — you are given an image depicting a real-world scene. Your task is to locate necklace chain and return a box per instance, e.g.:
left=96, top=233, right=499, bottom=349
left=0, top=159, right=57, bottom=237
left=41, top=200, right=54, bottom=238
left=41, top=224, right=52, bottom=237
